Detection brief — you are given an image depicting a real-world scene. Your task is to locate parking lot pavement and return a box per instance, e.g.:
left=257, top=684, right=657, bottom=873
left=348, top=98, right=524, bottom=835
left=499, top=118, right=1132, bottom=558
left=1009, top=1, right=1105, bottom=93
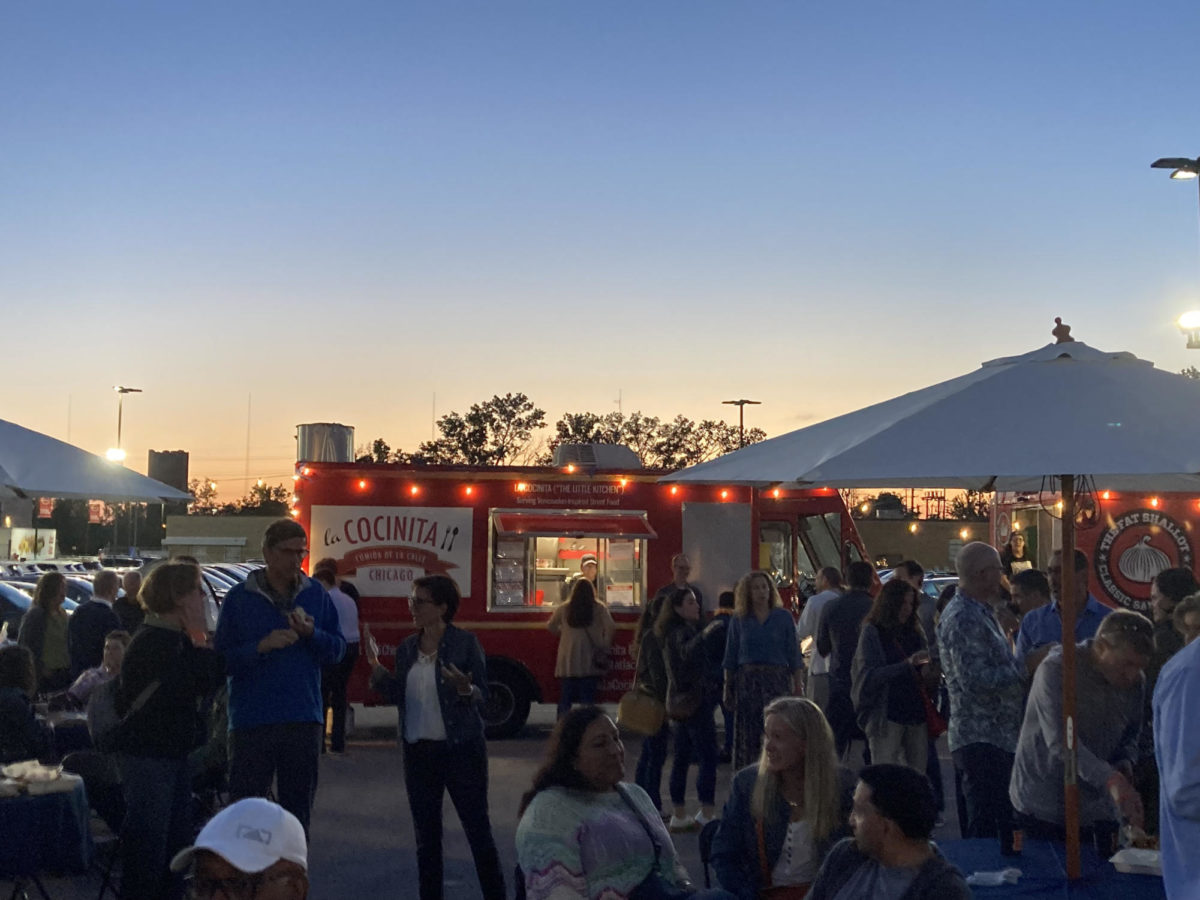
left=19, top=705, right=962, bottom=899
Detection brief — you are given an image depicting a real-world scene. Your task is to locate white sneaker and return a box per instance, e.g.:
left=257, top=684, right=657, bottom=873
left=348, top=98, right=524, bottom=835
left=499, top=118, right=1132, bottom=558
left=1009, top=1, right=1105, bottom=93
left=693, top=810, right=714, bottom=828
left=668, top=815, right=699, bottom=833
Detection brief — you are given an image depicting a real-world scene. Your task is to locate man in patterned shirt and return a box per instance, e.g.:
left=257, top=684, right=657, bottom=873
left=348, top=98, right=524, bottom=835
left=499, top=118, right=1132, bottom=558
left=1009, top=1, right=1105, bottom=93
left=937, top=542, right=1025, bottom=842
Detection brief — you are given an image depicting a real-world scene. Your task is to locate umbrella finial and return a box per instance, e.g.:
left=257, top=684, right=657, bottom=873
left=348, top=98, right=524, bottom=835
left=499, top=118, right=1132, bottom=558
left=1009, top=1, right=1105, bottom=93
left=1052, top=317, right=1075, bottom=344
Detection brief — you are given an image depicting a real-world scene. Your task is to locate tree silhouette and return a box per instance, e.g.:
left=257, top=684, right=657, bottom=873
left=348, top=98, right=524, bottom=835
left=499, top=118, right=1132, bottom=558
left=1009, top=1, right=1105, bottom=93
left=416, top=393, right=546, bottom=465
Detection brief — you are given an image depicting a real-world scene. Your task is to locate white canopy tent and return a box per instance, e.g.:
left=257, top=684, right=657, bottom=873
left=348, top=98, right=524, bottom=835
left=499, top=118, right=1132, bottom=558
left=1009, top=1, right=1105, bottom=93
left=668, top=333, right=1200, bottom=878
left=0, top=418, right=191, bottom=503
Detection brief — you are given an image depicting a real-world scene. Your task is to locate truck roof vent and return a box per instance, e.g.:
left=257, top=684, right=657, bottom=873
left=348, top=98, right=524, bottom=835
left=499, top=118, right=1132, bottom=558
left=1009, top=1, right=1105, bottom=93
left=552, top=443, right=643, bottom=470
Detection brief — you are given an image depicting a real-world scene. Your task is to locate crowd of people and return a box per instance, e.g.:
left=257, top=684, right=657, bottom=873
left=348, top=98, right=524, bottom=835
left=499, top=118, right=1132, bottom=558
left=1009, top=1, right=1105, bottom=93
left=4, top=521, right=1200, bottom=899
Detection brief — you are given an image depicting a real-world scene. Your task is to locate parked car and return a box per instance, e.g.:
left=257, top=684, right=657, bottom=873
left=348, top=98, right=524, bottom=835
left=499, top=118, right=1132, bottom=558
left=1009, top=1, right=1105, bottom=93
left=0, top=581, right=31, bottom=638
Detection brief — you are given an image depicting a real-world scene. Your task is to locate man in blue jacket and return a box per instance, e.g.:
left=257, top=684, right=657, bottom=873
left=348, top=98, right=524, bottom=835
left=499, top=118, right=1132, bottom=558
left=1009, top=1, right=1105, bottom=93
left=215, top=519, right=346, bottom=833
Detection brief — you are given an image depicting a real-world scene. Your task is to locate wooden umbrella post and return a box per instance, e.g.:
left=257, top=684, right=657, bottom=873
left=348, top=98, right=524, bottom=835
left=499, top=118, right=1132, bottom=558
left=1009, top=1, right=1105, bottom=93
left=1060, top=474, right=1081, bottom=879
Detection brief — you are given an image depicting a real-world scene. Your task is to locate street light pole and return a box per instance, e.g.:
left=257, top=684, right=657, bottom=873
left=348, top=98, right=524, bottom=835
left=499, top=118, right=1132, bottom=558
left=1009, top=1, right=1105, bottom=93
left=722, top=398, right=761, bottom=447
left=108, top=386, right=142, bottom=551
left=1151, top=154, right=1200, bottom=281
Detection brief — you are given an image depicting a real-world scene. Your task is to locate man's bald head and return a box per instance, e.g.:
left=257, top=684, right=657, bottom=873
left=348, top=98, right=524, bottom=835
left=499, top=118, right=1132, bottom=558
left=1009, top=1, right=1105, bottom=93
left=956, top=541, right=1003, bottom=601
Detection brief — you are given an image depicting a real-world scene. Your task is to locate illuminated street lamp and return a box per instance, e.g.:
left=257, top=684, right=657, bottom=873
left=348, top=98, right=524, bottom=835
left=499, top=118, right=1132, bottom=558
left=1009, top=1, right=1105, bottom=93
left=1178, top=311, right=1200, bottom=350
left=106, top=386, right=142, bottom=464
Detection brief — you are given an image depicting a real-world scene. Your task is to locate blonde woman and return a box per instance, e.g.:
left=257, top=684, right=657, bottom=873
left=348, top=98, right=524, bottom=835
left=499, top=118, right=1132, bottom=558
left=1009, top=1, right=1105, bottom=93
left=722, top=571, right=804, bottom=769
left=711, top=697, right=852, bottom=900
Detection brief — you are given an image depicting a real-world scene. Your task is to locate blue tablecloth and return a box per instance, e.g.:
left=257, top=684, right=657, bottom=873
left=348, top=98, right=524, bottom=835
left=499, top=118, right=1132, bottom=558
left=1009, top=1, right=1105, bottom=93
left=939, top=838, right=1165, bottom=899
left=0, top=781, right=93, bottom=878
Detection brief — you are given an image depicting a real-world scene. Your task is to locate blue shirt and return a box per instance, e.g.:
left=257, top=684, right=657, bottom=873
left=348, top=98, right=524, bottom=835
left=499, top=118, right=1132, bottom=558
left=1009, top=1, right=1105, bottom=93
left=936, top=590, right=1025, bottom=754
left=1013, top=595, right=1110, bottom=667
left=1154, top=638, right=1200, bottom=898
left=722, top=607, right=800, bottom=671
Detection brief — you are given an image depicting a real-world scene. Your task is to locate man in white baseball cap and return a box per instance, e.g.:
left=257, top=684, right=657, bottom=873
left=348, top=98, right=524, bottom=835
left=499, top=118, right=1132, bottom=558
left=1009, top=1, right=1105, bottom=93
left=170, top=797, right=308, bottom=899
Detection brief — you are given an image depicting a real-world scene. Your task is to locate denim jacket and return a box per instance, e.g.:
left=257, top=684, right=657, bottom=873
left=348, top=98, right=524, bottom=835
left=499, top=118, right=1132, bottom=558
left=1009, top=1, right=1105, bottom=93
left=369, top=624, right=489, bottom=747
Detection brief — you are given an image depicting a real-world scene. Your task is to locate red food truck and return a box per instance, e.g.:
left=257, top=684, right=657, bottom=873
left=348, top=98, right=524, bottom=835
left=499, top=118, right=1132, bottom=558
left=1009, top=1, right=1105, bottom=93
left=292, top=446, right=868, bottom=736
left=993, top=488, right=1198, bottom=616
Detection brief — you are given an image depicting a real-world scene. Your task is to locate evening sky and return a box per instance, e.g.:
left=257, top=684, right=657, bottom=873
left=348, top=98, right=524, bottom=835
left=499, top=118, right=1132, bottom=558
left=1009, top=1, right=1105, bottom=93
left=3, top=1, right=1199, bottom=495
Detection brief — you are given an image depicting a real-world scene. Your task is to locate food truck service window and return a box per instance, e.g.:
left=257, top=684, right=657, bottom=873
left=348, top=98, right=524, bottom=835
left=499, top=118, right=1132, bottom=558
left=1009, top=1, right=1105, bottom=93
left=489, top=509, right=656, bottom=610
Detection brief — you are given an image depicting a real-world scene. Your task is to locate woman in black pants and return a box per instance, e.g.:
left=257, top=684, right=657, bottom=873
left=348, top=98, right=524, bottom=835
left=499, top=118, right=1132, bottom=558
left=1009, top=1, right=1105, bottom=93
left=366, top=574, right=505, bottom=900
left=115, top=561, right=225, bottom=900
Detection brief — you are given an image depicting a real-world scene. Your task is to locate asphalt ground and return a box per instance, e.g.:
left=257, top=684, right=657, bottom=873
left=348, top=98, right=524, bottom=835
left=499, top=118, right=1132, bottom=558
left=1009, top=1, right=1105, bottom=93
left=20, top=704, right=960, bottom=899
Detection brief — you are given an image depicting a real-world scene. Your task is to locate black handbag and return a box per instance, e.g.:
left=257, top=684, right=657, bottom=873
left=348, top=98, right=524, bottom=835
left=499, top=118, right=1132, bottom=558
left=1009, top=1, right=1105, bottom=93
left=665, top=683, right=704, bottom=721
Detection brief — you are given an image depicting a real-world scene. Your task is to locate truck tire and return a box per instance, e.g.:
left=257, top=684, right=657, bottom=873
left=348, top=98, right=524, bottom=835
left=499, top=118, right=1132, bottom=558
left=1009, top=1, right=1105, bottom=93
left=483, top=659, right=535, bottom=739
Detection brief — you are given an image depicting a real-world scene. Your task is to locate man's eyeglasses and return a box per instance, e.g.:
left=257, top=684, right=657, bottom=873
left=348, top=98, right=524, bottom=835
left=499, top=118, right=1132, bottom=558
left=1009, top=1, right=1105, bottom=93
left=185, top=871, right=293, bottom=899
left=271, top=547, right=309, bottom=560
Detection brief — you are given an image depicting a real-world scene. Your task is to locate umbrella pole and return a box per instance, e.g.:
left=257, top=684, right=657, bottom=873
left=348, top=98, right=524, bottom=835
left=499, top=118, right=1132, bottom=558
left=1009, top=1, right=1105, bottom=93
left=1060, top=474, right=1081, bottom=878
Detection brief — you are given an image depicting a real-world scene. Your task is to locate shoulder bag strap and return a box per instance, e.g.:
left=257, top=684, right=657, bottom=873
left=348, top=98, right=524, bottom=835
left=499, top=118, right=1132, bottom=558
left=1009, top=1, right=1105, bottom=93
left=615, top=784, right=663, bottom=868
left=123, top=633, right=187, bottom=717
left=756, top=817, right=774, bottom=888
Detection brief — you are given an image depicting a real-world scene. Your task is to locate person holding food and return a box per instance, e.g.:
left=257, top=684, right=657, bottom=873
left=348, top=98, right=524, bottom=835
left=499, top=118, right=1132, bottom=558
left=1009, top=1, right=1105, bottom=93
left=214, top=518, right=346, bottom=835
left=365, top=574, right=505, bottom=900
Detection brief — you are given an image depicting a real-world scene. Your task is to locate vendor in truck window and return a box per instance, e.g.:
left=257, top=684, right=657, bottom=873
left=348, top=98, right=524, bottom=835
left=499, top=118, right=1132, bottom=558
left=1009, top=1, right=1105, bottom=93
left=561, top=553, right=610, bottom=603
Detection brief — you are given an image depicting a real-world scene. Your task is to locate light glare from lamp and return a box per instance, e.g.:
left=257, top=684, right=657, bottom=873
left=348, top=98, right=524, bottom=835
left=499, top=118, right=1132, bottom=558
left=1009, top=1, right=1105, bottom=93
left=1170, top=168, right=1199, bottom=180
left=105, top=448, right=126, bottom=462
left=1179, top=311, right=1200, bottom=331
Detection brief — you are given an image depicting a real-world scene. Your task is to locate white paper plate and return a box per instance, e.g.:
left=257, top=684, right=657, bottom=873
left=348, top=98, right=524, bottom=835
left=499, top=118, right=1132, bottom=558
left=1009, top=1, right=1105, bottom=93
left=1109, top=847, right=1162, bottom=876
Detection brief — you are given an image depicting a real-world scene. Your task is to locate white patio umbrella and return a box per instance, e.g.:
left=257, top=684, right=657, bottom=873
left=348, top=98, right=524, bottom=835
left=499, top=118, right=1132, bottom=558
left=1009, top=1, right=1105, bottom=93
left=666, top=338, right=1200, bottom=492
left=0, top=418, right=191, bottom=503
left=668, top=331, right=1200, bottom=878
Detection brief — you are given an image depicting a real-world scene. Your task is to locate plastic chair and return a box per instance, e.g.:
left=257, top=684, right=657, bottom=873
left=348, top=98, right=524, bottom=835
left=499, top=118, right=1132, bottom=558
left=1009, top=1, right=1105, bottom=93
left=698, top=818, right=721, bottom=889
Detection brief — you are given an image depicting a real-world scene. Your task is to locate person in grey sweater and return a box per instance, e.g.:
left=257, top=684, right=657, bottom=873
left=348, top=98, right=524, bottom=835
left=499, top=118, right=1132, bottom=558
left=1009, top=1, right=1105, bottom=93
left=1009, top=610, right=1153, bottom=850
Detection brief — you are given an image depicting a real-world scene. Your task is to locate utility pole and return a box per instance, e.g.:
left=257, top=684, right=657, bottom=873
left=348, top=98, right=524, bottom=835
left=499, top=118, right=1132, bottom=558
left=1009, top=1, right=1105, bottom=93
left=722, top=399, right=761, bottom=447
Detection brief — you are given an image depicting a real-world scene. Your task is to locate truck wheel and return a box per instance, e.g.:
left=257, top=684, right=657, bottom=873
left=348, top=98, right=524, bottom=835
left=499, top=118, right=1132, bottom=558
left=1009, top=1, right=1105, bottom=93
left=483, top=665, right=532, bottom=739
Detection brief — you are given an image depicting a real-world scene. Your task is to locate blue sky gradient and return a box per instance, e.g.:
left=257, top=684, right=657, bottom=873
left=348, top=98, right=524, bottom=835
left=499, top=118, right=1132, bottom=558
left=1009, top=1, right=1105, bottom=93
left=4, top=2, right=1200, bottom=492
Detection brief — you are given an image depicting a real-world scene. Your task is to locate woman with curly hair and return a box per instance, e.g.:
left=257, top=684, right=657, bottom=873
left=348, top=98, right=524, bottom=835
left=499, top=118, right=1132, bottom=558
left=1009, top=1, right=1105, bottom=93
left=850, top=578, right=931, bottom=770
left=723, top=571, right=803, bottom=769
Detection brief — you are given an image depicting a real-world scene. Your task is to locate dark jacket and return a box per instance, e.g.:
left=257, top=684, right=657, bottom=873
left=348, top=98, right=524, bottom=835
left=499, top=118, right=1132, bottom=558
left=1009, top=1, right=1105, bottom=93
left=117, top=620, right=226, bottom=759
left=369, top=623, right=489, bottom=747
left=851, top=623, right=927, bottom=736
left=808, top=838, right=970, bottom=900
left=635, top=629, right=669, bottom=702
left=0, top=685, right=52, bottom=764
left=67, top=600, right=122, bottom=677
left=712, top=763, right=855, bottom=900
left=665, top=619, right=723, bottom=710
left=112, top=596, right=145, bottom=633
left=816, top=590, right=873, bottom=689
